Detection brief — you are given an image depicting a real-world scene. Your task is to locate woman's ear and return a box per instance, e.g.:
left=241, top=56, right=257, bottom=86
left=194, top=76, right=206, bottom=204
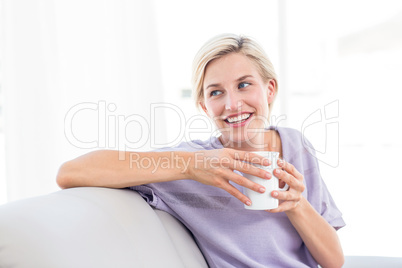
left=200, top=101, right=209, bottom=116
left=267, top=79, right=276, bottom=104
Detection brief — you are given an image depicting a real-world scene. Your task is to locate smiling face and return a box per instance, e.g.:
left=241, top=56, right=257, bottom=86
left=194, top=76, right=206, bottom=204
left=200, top=52, right=276, bottom=149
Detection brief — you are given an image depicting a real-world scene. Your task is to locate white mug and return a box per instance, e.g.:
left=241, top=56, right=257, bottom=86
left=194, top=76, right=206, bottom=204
left=243, top=151, right=289, bottom=210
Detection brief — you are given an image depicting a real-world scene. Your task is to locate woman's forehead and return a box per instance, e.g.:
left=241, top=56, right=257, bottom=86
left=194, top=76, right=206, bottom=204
left=203, top=53, right=261, bottom=85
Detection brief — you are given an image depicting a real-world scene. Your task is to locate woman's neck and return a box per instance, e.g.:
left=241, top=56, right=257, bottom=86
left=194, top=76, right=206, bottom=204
left=219, top=130, right=281, bottom=153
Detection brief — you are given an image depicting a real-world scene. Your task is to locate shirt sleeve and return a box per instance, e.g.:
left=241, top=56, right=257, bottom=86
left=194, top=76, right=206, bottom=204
left=129, top=185, right=159, bottom=207
left=319, top=181, right=346, bottom=230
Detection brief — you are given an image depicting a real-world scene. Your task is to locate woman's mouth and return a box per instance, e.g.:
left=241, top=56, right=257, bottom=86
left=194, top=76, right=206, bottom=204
left=224, top=113, right=253, bottom=127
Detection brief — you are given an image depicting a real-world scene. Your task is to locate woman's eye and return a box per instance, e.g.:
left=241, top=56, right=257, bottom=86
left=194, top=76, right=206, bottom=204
left=238, top=82, right=250, bottom=89
left=210, top=90, right=223, bottom=96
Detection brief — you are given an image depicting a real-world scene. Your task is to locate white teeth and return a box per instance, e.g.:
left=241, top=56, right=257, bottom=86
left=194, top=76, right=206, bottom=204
left=226, top=113, right=251, bottom=123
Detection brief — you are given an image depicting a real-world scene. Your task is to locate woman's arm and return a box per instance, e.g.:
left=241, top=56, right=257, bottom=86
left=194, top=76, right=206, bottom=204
left=269, top=160, right=344, bottom=268
left=286, top=198, right=344, bottom=268
left=56, top=150, right=191, bottom=189
left=56, top=149, right=271, bottom=206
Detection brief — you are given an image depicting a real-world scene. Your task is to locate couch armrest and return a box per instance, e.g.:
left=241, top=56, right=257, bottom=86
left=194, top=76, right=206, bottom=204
left=0, top=187, right=207, bottom=268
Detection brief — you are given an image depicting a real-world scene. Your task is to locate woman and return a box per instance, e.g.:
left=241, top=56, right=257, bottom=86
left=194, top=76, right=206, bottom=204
left=57, top=34, right=345, bottom=267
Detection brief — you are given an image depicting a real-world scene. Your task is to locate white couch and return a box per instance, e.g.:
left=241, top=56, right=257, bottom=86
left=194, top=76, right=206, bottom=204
left=0, top=187, right=401, bottom=267
left=0, top=187, right=207, bottom=268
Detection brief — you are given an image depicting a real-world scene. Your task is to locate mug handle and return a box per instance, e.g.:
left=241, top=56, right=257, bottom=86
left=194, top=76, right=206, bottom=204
left=278, top=183, right=289, bottom=191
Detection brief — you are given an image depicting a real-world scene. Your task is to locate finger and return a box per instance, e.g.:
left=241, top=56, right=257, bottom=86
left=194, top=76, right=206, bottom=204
left=267, top=202, right=297, bottom=213
left=266, top=207, right=280, bottom=213
left=232, top=160, right=272, bottom=180
left=220, top=181, right=252, bottom=206
left=224, top=169, right=267, bottom=194
left=271, top=189, right=301, bottom=202
left=277, top=159, right=303, bottom=180
left=266, top=200, right=287, bottom=213
left=273, top=168, right=305, bottom=192
left=267, top=206, right=284, bottom=213
left=231, top=150, right=271, bottom=166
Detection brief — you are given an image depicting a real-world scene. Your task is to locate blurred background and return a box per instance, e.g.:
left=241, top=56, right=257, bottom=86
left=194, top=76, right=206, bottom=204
left=1, top=0, right=401, bottom=258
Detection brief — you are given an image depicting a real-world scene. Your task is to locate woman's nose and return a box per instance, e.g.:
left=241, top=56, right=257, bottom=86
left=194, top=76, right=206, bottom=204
left=225, top=92, right=243, bottom=111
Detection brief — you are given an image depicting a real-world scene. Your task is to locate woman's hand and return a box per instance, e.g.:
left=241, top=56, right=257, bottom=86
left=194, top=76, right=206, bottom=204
left=268, top=159, right=306, bottom=213
left=186, top=148, right=272, bottom=206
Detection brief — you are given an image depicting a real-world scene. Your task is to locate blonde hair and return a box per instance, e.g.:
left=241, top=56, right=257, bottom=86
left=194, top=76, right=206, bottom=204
left=191, top=33, right=278, bottom=117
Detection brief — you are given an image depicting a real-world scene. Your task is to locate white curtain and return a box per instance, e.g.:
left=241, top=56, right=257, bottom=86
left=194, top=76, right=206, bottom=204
left=2, top=0, right=165, bottom=202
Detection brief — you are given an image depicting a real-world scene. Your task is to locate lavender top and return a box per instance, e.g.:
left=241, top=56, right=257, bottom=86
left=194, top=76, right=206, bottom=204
left=130, top=127, right=345, bottom=267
